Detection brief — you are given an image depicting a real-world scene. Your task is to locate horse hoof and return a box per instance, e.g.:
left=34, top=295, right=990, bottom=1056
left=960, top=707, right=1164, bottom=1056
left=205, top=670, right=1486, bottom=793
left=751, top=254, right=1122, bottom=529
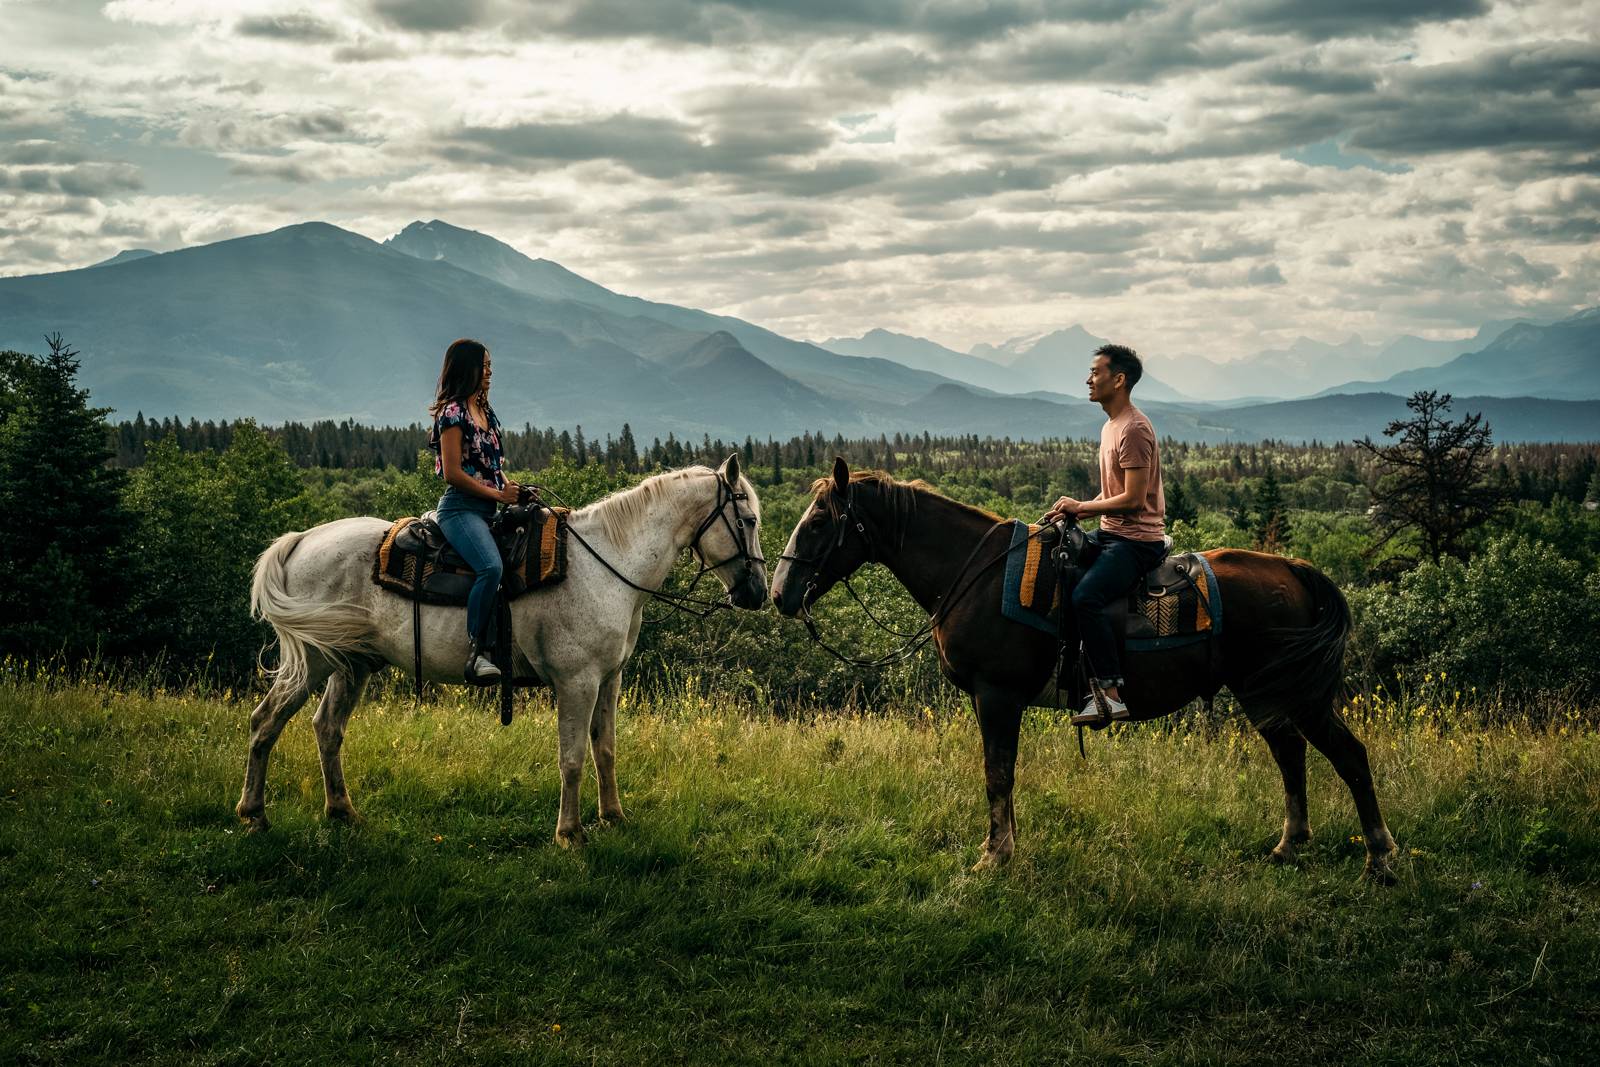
left=239, top=812, right=270, bottom=834
left=1364, top=856, right=1398, bottom=886
left=1269, top=845, right=1300, bottom=866
left=555, top=826, right=587, bottom=850
left=598, top=809, right=627, bottom=828
left=971, top=849, right=1011, bottom=872
left=325, top=803, right=362, bottom=825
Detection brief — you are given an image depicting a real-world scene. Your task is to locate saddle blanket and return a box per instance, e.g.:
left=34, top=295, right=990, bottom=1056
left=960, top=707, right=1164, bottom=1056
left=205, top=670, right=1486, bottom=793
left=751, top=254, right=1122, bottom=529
left=999, top=520, right=1222, bottom=652
left=372, top=505, right=569, bottom=607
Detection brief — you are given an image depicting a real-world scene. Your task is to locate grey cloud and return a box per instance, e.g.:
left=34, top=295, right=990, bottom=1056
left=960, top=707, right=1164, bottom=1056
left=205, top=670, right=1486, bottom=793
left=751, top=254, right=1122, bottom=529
left=1, top=141, right=89, bottom=165
left=1252, top=57, right=1378, bottom=95
left=236, top=13, right=342, bottom=42
left=1347, top=102, right=1600, bottom=157
left=1396, top=41, right=1600, bottom=98
left=526, top=0, right=1161, bottom=46
left=440, top=109, right=879, bottom=196
left=885, top=165, right=1058, bottom=208
left=1247, top=263, right=1285, bottom=285
left=0, top=162, right=142, bottom=197
left=371, top=0, right=494, bottom=33
left=877, top=217, right=1152, bottom=257
left=1167, top=236, right=1277, bottom=262
left=181, top=112, right=355, bottom=151
left=227, top=157, right=318, bottom=183
left=1209, top=0, right=1490, bottom=41
left=991, top=15, right=1271, bottom=84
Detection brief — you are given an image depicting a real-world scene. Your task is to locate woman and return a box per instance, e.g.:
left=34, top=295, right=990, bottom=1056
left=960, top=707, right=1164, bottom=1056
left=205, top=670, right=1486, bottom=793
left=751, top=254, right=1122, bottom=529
left=428, top=338, right=520, bottom=682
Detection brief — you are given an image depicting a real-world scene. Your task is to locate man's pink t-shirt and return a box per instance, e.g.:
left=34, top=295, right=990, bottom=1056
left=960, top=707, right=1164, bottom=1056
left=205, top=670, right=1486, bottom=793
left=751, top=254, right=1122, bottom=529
left=1097, top=405, right=1166, bottom=541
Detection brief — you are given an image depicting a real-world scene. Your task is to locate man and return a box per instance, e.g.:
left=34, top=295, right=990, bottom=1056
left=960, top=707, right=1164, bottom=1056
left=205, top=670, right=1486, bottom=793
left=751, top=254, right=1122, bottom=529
left=1046, top=343, right=1167, bottom=726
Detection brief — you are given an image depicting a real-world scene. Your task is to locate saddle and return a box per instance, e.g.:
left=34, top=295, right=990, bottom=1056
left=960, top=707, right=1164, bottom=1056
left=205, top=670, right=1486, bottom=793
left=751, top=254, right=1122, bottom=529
left=372, top=501, right=570, bottom=606
left=1001, top=520, right=1221, bottom=650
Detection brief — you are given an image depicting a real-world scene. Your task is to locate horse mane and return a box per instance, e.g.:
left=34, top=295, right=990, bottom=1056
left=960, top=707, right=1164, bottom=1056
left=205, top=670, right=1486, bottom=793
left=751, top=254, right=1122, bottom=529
left=808, top=470, right=1000, bottom=549
left=579, top=467, right=708, bottom=549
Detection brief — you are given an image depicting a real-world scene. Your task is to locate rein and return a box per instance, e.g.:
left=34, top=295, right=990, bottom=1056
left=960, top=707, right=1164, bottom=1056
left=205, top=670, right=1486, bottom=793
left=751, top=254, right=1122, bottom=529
left=534, top=473, right=764, bottom=621
left=781, top=482, right=1059, bottom=668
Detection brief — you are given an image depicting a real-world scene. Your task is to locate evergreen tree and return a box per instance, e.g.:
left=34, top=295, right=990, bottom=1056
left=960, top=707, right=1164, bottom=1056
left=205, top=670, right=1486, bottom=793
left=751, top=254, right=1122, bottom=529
left=0, top=336, right=131, bottom=658
left=1253, top=464, right=1285, bottom=550
left=1358, top=391, right=1504, bottom=565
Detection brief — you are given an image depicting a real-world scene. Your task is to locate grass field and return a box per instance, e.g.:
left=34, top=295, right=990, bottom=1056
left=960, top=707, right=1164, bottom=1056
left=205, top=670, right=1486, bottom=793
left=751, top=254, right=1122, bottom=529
left=3, top=678, right=1598, bottom=1065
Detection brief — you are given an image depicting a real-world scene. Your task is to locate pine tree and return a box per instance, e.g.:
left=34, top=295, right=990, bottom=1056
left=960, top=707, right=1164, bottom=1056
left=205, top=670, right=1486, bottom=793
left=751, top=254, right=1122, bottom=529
left=1253, top=464, right=1285, bottom=551
left=1358, top=391, right=1504, bottom=564
left=0, top=336, right=131, bottom=657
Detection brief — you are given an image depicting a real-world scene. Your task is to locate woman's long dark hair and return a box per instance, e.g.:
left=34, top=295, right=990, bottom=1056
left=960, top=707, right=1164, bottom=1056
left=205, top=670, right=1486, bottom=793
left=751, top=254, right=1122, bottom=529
left=429, top=338, right=489, bottom=417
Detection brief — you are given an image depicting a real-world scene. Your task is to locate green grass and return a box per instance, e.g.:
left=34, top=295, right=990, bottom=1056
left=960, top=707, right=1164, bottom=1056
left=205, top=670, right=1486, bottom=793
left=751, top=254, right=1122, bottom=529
left=3, top=679, right=1598, bottom=1065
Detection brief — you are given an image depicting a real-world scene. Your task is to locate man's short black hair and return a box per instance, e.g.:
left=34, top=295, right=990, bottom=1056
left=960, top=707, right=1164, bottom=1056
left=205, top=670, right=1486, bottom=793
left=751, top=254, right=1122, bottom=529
left=1094, top=343, right=1143, bottom=391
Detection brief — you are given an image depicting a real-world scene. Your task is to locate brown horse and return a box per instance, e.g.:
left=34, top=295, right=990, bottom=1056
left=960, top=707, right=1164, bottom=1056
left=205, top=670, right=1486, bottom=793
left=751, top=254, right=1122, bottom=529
left=771, top=459, right=1397, bottom=881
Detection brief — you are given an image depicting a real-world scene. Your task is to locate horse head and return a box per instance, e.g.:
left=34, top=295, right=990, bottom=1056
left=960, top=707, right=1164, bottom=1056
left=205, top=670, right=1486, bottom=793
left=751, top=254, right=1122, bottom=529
left=691, top=453, right=768, bottom=610
left=772, top=456, right=880, bottom=618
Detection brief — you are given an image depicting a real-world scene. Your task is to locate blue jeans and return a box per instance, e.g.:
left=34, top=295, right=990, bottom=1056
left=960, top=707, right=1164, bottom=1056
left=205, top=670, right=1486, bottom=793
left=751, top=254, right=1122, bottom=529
left=435, top=488, right=501, bottom=642
left=1071, top=530, right=1169, bottom=688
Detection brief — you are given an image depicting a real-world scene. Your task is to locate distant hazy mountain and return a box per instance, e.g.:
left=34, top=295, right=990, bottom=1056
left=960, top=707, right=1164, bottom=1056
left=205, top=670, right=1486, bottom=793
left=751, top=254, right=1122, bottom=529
left=1315, top=310, right=1600, bottom=400
left=1158, top=319, right=1537, bottom=400
left=896, top=384, right=1600, bottom=444
left=816, top=329, right=1019, bottom=393
left=88, top=249, right=158, bottom=269
left=0, top=222, right=871, bottom=439
left=383, top=219, right=953, bottom=407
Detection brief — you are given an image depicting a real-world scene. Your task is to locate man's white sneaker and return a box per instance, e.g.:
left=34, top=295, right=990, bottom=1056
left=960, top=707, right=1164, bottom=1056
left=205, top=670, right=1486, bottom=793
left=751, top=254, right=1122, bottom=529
left=1070, top=692, right=1129, bottom=726
left=468, top=654, right=501, bottom=680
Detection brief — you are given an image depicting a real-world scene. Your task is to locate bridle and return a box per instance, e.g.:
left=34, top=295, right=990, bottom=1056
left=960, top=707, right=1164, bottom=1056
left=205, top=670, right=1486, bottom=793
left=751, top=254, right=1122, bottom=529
left=544, top=470, right=766, bottom=618
left=778, top=480, right=1061, bottom=667
left=686, top=472, right=767, bottom=597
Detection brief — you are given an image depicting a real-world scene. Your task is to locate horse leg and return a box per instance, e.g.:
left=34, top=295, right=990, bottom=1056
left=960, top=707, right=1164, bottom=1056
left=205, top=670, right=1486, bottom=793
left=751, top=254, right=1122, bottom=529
left=971, top=685, right=1024, bottom=871
left=1256, top=718, right=1311, bottom=864
left=236, top=663, right=329, bottom=832
left=554, top=675, right=601, bottom=849
left=590, top=669, right=625, bottom=825
left=312, top=665, right=372, bottom=824
left=1299, top=710, right=1398, bottom=883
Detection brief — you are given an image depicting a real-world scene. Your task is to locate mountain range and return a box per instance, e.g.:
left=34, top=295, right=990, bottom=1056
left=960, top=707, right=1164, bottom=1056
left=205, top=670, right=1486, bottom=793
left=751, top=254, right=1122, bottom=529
left=1, top=218, right=1595, bottom=443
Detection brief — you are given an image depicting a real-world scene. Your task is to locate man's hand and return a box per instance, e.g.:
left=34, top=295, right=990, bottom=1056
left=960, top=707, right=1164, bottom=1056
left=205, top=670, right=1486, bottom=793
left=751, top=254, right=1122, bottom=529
left=1046, top=495, right=1082, bottom=521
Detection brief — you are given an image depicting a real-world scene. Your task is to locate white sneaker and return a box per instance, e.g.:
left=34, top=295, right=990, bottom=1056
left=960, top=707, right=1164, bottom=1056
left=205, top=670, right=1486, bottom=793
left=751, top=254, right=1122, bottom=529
left=1071, top=692, right=1129, bottom=726
left=469, top=654, right=501, bottom=680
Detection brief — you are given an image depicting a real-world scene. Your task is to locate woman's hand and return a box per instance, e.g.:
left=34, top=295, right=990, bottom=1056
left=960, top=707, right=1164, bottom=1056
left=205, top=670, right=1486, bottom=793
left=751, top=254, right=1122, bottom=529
left=495, top=479, right=521, bottom=504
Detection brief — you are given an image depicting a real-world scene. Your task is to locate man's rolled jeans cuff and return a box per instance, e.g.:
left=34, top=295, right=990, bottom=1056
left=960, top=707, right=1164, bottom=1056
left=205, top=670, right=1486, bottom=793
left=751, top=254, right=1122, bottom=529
left=1094, top=676, right=1125, bottom=690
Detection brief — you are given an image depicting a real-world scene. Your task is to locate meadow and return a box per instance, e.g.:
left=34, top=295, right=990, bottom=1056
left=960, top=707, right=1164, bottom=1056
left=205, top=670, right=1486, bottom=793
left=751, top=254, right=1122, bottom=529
left=4, top=675, right=1597, bottom=1065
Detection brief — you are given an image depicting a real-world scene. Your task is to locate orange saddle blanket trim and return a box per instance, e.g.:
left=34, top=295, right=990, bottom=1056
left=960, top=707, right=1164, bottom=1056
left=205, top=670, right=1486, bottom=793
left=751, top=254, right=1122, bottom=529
left=1002, top=520, right=1221, bottom=649
left=372, top=505, right=569, bottom=607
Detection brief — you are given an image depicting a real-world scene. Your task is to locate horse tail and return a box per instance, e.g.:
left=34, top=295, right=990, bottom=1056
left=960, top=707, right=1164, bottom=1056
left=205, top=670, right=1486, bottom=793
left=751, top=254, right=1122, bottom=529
left=1236, top=558, right=1352, bottom=718
left=251, top=529, right=375, bottom=695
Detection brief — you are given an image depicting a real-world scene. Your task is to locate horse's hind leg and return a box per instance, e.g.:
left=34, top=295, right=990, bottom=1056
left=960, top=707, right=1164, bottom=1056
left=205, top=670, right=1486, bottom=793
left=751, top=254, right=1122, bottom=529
left=237, top=669, right=324, bottom=832
left=590, top=669, right=625, bottom=825
left=1299, top=710, right=1398, bottom=883
left=971, top=684, right=1025, bottom=871
left=313, top=665, right=373, bottom=824
left=1254, top=717, right=1311, bottom=864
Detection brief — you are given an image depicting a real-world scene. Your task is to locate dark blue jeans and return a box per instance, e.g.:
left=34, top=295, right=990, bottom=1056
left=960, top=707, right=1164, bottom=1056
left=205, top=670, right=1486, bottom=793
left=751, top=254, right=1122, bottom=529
left=1070, top=530, right=1169, bottom=688
left=435, top=487, right=501, bottom=642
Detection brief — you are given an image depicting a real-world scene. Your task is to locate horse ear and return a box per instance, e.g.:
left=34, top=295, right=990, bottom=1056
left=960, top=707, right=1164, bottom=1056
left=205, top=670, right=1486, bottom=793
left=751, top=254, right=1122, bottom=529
left=719, top=452, right=741, bottom=483
left=832, top=456, right=849, bottom=494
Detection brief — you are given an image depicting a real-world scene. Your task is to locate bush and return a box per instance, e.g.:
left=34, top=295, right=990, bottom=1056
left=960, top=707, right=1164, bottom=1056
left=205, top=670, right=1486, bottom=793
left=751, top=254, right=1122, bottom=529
left=1347, top=534, right=1600, bottom=705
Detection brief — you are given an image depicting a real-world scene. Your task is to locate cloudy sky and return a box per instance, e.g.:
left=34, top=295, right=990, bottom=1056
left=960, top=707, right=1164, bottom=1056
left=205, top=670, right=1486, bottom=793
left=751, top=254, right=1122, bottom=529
left=2, top=0, right=1596, bottom=357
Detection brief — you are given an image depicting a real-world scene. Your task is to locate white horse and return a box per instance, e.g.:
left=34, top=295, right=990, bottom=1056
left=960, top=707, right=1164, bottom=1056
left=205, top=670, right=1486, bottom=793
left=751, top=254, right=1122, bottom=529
left=238, top=456, right=766, bottom=846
